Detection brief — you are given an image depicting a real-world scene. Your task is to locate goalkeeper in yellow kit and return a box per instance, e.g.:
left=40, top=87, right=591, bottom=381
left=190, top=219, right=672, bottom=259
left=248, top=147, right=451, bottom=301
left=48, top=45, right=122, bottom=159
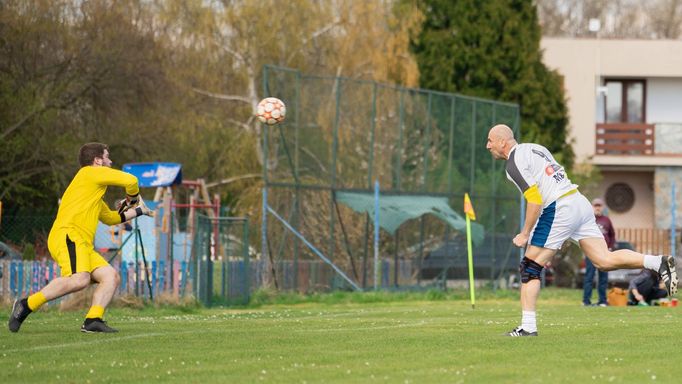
left=8, top=143, right=152, bottom=333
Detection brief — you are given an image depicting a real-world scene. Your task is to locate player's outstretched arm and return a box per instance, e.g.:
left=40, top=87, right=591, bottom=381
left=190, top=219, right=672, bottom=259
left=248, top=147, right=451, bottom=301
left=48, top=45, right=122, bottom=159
left=91, top=166, right=140, bottom=197
left=117, top=193, right=140, bottom=214
left=99, top=198, right=154, bottom=226
left=120, top=197, right=154, bottom=221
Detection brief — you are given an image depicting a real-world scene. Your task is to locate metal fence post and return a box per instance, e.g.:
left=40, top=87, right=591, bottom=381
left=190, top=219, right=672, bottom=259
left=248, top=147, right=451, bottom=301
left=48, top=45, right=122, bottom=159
left=672, top=182, right=677, bottom=257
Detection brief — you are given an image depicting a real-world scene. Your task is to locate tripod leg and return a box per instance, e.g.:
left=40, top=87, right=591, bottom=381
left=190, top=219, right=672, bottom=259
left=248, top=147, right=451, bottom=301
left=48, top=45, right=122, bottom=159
left=137, top=229, right=154, bottom=301
left=106, top=229, right=136, bottom=264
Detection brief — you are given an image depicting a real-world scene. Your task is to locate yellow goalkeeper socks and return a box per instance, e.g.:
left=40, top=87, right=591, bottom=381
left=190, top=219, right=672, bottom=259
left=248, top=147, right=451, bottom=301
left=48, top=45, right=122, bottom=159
left=27, top=292, right=47, bottom=311
left=85, top=305, right=105, bottom=319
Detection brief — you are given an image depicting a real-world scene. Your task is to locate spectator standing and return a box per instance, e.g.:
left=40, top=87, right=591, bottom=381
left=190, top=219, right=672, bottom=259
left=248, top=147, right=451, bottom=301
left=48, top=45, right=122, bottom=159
left=582, top=197, right=616, bottom=306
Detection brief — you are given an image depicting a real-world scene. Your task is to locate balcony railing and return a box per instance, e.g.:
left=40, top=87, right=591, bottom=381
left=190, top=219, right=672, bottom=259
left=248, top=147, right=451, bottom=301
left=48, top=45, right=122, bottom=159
left=616, top=228, right=671, bottom=255
left=595, top=123, right=655, bottom=155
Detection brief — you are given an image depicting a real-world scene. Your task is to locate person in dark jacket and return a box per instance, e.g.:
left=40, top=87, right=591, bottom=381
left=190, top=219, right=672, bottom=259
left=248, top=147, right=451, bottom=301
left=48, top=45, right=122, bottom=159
left=628, top=269, right=668, bottom=305
left=582, top=198, right=616, bottom=306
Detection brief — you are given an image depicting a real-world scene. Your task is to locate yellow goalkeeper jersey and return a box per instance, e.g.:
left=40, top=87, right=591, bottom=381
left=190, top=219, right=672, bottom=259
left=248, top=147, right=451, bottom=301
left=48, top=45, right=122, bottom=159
left=48, top=166, right=139, bottom=246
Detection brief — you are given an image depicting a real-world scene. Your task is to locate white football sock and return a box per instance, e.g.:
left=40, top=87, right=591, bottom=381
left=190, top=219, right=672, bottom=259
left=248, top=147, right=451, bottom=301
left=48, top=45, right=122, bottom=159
left=522, top=310, right=537, bottom=333
left=643, top=255, right=663, bottom=271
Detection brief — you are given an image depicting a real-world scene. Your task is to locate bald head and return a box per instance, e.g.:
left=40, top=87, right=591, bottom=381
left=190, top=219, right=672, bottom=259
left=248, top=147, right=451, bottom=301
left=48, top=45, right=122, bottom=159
left=489, top=124, right=515, bottom=141
left=486, top=124, right=517, bottom=160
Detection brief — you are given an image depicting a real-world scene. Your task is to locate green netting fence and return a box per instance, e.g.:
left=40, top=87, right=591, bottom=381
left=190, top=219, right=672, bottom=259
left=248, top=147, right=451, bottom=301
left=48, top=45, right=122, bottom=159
left=261, top=65, right=522, bottom=292
left=193, top=215, right=251, bottom=306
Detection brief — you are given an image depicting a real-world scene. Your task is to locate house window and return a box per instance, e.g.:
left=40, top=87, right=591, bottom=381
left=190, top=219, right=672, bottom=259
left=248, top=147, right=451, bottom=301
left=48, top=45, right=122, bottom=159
left=604, top=79, right=646, bottom=123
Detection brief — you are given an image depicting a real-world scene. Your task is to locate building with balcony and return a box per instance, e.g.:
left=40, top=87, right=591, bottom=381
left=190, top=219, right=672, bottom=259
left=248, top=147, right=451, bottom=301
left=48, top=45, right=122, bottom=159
left=541, top=38, right=682, bottom=244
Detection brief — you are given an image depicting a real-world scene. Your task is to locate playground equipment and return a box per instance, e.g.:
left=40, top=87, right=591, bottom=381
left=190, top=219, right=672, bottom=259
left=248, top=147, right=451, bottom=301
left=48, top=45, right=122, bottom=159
left=108, top=162, right=221, bottom=299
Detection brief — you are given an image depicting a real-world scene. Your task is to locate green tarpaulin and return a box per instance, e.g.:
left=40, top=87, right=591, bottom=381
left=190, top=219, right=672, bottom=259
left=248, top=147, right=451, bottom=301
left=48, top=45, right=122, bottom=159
left=336, top=192, right=484, bottom=245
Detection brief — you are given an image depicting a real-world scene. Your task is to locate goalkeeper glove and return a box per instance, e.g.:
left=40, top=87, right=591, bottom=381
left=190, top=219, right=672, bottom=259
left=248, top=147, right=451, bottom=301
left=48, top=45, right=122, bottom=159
left=121, top=197, right=154, bottom=222
left=135, top=197, right=154, bottom=217
left=117, top=193, right=140, bottom=214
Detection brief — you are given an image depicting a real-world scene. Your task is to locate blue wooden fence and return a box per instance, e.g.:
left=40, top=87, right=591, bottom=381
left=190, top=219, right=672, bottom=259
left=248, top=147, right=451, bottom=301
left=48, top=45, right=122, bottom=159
left=0, top=259, right=194, bottom=300
left=0, top=258, right=417, bottom=303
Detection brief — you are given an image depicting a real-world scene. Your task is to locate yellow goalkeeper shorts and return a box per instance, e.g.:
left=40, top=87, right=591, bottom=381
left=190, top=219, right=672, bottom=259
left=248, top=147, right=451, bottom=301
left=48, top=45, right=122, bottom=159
left=48, top=231, right=109, bottom=277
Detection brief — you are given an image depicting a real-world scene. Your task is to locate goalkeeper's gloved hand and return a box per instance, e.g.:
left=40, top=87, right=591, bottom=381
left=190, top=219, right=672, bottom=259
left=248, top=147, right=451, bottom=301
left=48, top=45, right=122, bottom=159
left=121, top=197, right=154, bottom=222
left=117, top=194, right=140, bottom=215
left=115, top=198, right=127, bottom=214
left=135, top=197, right=154, bottom=217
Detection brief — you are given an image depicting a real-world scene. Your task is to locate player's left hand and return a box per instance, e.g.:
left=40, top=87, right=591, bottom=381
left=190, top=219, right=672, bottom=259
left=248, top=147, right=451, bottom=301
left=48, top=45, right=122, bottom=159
left=120, top=197, right=155, bottom=222
left=513, top=233, right=529, bottom=248
left=117, top=194, right=140, bottom=214
left=137, top=197, right=154, bottom=217
left=116, top=198, right=130, bottom=214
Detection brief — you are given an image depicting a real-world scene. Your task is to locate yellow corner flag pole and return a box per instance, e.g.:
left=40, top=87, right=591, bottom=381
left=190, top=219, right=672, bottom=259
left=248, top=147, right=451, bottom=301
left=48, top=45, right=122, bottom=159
left=464, top=193, right=476, bottom=309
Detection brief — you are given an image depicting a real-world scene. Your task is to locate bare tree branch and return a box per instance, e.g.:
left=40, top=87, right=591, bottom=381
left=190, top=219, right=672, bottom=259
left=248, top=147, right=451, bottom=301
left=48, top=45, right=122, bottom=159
left=1, top=74, right=94, bottom=141
left=206, top=173, right=262, bottom=188
left=0, top=165, right=53, bottom=200
left=223, top=45, right=246, bottom=64
left=225, top=117, right=253, bottom=132
left=192, top=87, right=251, bottom=104
left=300, top=145, right=329, bottom=175
left=0, top=107, right=45, bottom=141
left=287, top=18, right=342, bottom=63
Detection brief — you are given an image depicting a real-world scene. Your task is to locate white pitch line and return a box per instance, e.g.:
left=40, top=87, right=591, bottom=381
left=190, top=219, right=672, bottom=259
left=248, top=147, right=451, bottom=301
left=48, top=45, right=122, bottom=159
left=116, top=308, right=427, bottom=323
left=5, top=330, right=197, bottom=353
left=5, top=309, right=442, bottom=353
left=293, top=319, right=452, bottom=332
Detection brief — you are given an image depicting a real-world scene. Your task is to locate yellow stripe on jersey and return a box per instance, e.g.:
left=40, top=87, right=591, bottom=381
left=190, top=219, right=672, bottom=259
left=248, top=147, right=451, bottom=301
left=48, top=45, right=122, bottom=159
left=559, top=188, right=578, bottom=199
left=523, top=184, right=543, bottom=205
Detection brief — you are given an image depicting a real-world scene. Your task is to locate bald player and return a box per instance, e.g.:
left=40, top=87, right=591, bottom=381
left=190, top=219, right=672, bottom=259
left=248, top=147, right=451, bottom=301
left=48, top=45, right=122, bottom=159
left=9, top=143, right=153, bottom=333
left=486, top=124, right=677, bottom=336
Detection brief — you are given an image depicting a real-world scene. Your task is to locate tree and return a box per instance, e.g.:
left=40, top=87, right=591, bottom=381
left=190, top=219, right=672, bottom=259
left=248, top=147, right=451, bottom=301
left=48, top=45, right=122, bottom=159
left=537, top=0, right=682, bottom=39
left=1, top=0, right=424, bottom=214
left=156, top=0, right=422, bottom=157
left=410, top=0, right=573, bottom=167
left=647, top=0, right=682, bottom=39
left=155, top=0, right=423, bottom=214
left=0, top=0, right=177, bottom=207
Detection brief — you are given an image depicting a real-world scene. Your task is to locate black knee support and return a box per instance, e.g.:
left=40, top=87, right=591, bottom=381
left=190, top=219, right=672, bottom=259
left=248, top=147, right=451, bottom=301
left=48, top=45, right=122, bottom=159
left=519, top=257, right=543, bottom=284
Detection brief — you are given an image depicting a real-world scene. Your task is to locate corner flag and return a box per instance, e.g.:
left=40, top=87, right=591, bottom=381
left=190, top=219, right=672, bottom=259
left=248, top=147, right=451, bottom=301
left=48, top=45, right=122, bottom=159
left=464, top=193, right=476, bottom=221
left=464, top=193, right=476, bottom=309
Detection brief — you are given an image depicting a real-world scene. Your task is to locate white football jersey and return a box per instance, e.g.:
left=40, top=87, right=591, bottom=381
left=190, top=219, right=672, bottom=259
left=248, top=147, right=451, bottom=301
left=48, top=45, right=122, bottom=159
left=505, top=143, right=577, bottom=208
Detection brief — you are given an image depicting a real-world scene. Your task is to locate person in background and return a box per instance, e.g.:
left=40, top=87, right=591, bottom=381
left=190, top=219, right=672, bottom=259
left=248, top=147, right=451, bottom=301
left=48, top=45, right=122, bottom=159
left=628, top=269, right=668, bottom=306
left=582, top=197, right=615, bottom=306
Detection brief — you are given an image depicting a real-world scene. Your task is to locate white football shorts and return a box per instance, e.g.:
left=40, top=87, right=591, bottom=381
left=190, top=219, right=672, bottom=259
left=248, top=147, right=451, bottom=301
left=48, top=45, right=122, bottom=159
left=529, top=191, right=603, bottom=250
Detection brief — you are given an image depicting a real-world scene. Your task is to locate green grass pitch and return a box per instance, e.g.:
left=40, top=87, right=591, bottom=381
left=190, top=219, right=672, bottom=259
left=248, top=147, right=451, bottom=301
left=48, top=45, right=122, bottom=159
left=1, top=289, right=680, bottom=383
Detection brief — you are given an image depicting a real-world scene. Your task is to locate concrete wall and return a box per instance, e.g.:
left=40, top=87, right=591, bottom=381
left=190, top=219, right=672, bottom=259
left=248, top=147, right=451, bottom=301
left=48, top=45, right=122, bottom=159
left=654, top=167, right=682, bottom=229
left=595, top=171, right=654, bottom=229
left=656, top=123, right=682, bottom=154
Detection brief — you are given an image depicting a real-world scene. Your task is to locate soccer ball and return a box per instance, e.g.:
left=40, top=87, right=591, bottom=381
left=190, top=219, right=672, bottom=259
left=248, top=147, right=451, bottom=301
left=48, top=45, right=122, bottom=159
left=256, top=97, right=286, bottom=125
